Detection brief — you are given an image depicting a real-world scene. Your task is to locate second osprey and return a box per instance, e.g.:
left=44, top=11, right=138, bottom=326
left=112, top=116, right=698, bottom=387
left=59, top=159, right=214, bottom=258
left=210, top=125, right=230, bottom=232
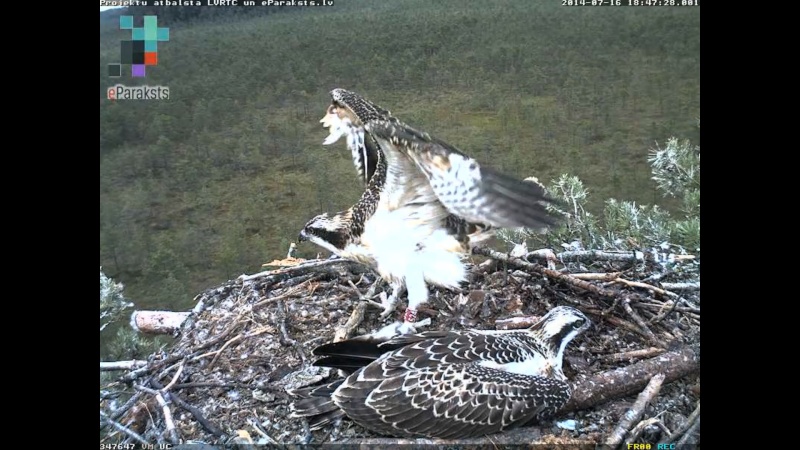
left=299, top=89, right=559, bottom=333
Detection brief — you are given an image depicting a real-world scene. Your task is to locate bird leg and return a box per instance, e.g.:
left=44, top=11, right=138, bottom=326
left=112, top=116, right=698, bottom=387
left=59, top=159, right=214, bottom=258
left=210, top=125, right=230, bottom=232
left=378, top=281, right=405, bottom=319
left=400, top=269, right=431, bottom=333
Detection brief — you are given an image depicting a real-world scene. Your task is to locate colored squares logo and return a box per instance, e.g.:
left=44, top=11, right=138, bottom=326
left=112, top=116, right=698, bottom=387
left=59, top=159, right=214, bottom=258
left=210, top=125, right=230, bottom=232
left=108, top=15, right=169, bottom=78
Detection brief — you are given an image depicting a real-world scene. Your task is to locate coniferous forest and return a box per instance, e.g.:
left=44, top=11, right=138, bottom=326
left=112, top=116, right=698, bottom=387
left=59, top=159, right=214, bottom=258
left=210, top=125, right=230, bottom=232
left=100, top=0, right=699, bottom=315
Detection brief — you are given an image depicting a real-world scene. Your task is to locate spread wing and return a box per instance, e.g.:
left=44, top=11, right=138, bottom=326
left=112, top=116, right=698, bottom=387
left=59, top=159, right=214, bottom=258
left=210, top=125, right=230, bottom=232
left=365, top=120, right=560, bottom=230
left=321, top=110, right=380, bottom=185
left=331, top=332, right=571, bottom=439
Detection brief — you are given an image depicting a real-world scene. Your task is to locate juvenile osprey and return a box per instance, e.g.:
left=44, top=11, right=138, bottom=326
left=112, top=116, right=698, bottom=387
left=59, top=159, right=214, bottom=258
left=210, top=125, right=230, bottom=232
left=289, top=306, right=590, bottom=439
left=299, top=89, right=559, bottom=332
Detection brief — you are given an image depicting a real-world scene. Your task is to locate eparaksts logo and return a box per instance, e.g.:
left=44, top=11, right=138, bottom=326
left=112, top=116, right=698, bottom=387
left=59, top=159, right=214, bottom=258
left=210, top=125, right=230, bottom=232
left=107, top=84, right=170, bottom=100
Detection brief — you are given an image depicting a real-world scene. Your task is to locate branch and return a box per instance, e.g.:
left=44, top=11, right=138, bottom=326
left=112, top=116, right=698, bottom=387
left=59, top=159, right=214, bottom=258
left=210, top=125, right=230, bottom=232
left=660, top=401, right=700, bottom=444
left=100, top=360, right=147, bottom=371
left=473, top=247, right=620, bottom=298
left=238, top=258, right=368, bottom=283
left=621, top=297, right=666, bottom=348
left=99, top=410, right=150, bottom=446
left=134, top=385, right=179, bottom=444
left=599, top=347, right=665, bottom=363
left=564, top=346, right=699, bottom=413
left=660, top=282, right=700, bottom=291
left=334, top=302, right=368, bottom=343
left=150, top=378, right=226, bottom=438
left=606, top=373, right=666, bottom=447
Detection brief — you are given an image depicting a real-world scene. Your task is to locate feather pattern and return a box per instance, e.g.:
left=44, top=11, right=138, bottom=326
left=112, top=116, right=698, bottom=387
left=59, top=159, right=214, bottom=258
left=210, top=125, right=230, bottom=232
left=289, top=306, right=590, bottom=439
left=302, top=89, right=561, bottom=326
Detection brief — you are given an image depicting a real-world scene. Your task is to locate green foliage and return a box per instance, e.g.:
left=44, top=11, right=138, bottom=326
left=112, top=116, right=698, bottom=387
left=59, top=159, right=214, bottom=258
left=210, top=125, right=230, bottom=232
left=100, top=1, right=699, bottom=310
left=647, top=129, right=701, bottom=251
left=100, top=268, right=133, bottom=332
left=520, top=127, right=700, bottom=254
left=106, top=326, right=161, bottom=362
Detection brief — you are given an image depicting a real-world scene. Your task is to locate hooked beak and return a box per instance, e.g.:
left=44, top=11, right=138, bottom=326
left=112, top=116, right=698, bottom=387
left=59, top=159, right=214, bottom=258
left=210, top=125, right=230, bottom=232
left=298, top=229, right=308, bottom=242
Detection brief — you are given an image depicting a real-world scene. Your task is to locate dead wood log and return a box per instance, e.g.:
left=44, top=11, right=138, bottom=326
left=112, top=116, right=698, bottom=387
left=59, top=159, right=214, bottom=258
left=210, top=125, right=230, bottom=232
left=131, top=311, right=190, bottom=335
left=565, top=346, right=699, bottom=413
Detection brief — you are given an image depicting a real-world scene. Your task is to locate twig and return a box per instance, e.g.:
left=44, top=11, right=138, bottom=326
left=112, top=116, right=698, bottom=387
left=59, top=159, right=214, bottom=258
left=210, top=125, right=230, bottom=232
left=495, top=315, right=542, bottom=330
left=606, top=373, right=666, bottom=448
left=150, top=378, right=226, bottom=437
left=100, top=410, right=150, bottom=446
left=626, top=417, right=669, bottom=444
left=622, top=297, right=666, bottom=348
left=100, top=360, right=148, bottom=371
left=253, top=279, right=314, bottom=310
left=108, top=391, right=144, bottom=422
left=661, top=401, right=700, bottom=444
left=247, top=416, right=283, bottom=446
left=600, top=347, right=665, bottom=363
left=571, top=272, right=623, bottom=280
left=196, top=326, right=274, bottom=368
left=276, top=298, right=306, bottom=363
left=660, top=282, right=699, bottom=291
left=161, top=362, right=184, bottom=392
left=334, top=302, right=368, bottom=342
left=134, top=385, right=179, bottom=444
left=554, top=250, right=694, bottom=264
left=238, top=258, right=368, bottom=283
left=155, top=392, right=180, bottom=444
left=473, top=247, right=620, bottom=298
left=675, top=415, right=700, bottom=445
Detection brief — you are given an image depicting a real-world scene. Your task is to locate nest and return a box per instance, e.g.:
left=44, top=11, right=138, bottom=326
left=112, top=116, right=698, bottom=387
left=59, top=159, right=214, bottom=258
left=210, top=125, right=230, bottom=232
left=99, top=247, right=700, bottom=448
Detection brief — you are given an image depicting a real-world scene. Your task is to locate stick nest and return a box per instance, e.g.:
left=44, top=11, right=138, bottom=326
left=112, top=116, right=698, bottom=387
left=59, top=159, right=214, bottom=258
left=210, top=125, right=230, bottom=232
left=100, top=249, right=700, bottom=447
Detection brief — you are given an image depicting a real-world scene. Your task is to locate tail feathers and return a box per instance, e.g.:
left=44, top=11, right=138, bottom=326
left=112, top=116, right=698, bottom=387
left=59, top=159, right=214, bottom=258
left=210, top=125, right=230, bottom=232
left=290, top=397, right=346, bottom=430
left=313, top=356, right=374, bottom=374
left=289, top=380, right=346, bottom=429
left=312, top=334, right=415, bottom=373
left=313, top=334, right=395, bottom=359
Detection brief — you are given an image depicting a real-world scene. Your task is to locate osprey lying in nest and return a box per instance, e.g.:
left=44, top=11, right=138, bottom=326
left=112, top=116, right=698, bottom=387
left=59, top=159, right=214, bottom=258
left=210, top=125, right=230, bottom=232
left=289, top=306, right=590, bottom=439
left=299, top=88, right=560, bottom=334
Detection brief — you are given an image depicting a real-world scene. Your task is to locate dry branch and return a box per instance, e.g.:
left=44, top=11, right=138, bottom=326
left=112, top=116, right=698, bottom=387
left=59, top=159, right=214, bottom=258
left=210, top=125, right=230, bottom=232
left=661, top=401, right=700, bottom=444
left=473, top=247, right=620, bottom=298
left=100, top=360, right=147, bottom=371
left=495, top=315, right=542, bottom=330
left=660, top=282, right=700, bottom=291
left=131, top=311, right=190, bottom=335
left=565, top=346, right=699, bottom=412
left=150, top=378, right=226, bottom=438
left=238, top=258, right=368, bottom=283
left=334, top=302, right=368, bottom=342
left=600, top=347, right=665, bottom=363
left=622, top=297, right=666, bottom=348
left=606, top=373, right=666, bottom=447
left=100, top=410, right=149, bottom=446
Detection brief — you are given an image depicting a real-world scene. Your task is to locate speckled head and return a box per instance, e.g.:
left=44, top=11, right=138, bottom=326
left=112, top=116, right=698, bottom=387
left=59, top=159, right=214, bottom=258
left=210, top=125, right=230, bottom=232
left=298, top=212, right=352, bottom=254
left=330, top=88, right=393, bottom=124
left=528, top=306, right=591, bottom=361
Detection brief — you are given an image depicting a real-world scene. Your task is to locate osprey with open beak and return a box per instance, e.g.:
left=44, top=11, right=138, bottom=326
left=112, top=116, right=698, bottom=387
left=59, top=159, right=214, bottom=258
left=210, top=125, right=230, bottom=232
left=300, top=89, right=560, bottom=334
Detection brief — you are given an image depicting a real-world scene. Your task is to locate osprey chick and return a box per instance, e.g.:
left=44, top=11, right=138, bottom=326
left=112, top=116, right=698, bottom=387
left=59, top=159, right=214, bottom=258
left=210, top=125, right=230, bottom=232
left=300, top=89, right=560, bottom=332
left=289, top=306, right=590, bottom=439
